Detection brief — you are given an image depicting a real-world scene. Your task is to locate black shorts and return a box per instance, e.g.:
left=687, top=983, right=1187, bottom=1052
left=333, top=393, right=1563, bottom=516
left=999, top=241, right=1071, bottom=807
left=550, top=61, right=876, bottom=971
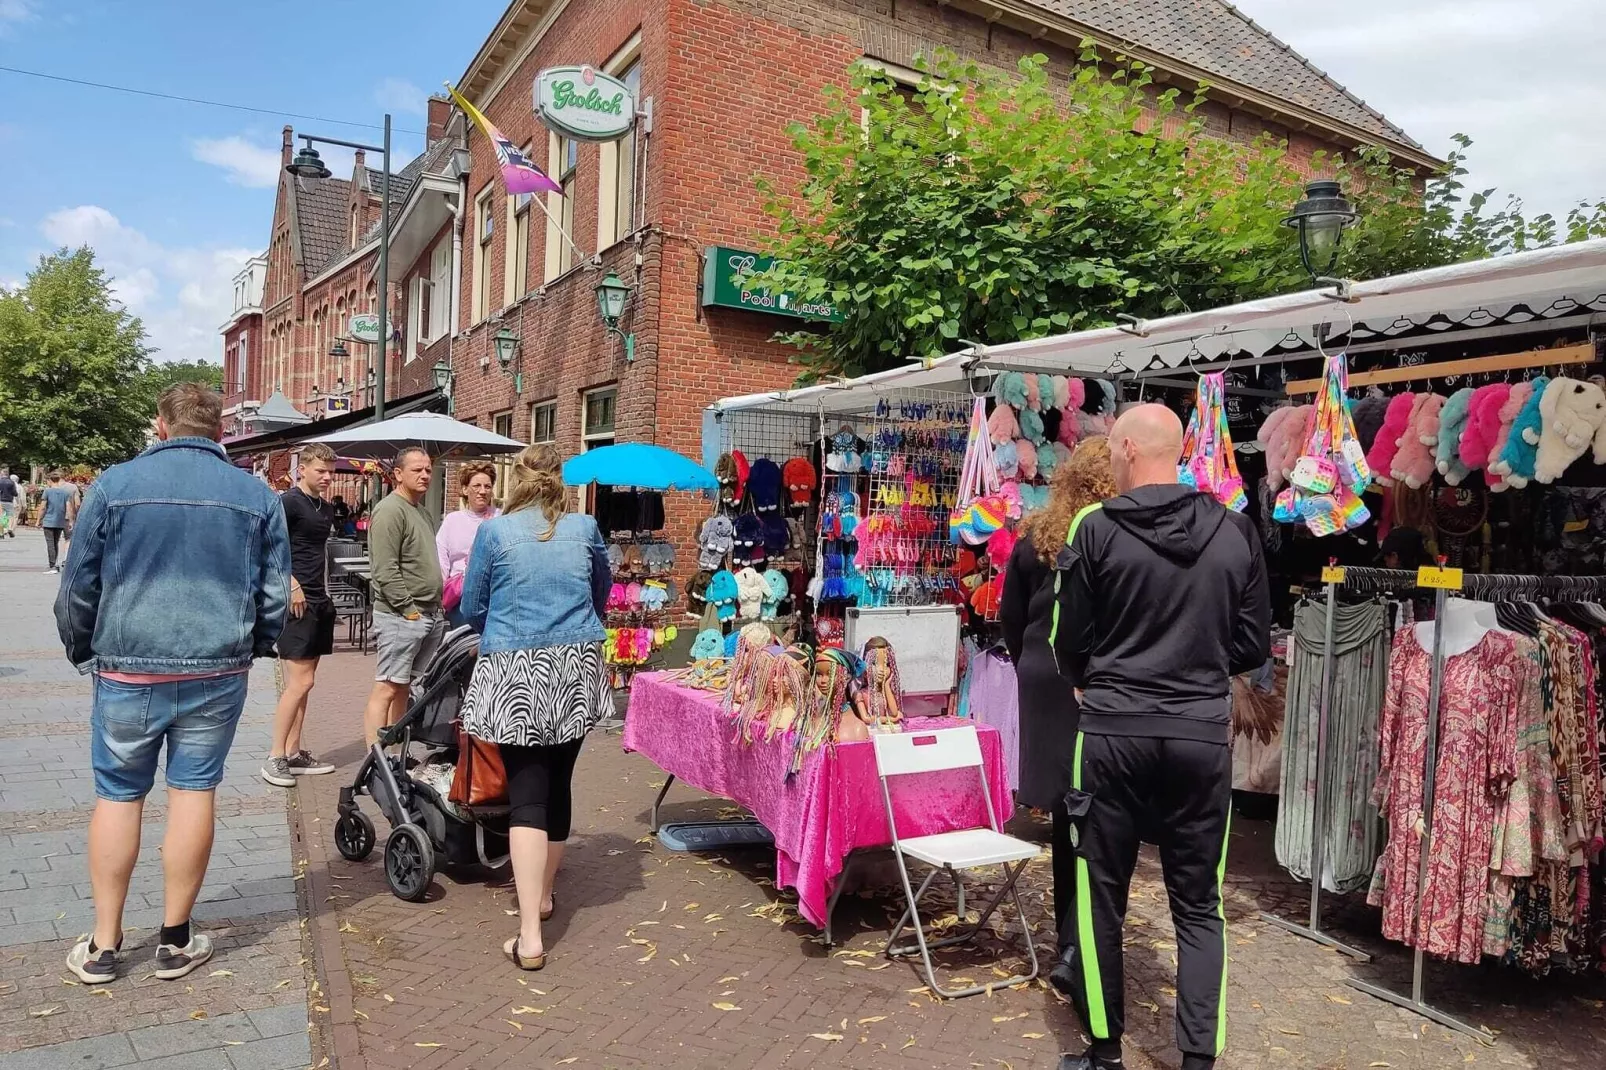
left=278, top=600, right=336, bottom=659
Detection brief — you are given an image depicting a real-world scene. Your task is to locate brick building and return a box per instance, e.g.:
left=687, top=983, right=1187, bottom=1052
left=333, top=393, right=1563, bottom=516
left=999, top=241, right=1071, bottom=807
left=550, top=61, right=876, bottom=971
left=220, top=254, right=266, bottom=431
left=229, top=0, right=1427, bottom=528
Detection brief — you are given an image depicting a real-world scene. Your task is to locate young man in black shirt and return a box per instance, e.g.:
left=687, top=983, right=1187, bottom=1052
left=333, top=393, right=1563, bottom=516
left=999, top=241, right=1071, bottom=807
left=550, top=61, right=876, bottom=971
left=262, top=444, right=340, bottom=786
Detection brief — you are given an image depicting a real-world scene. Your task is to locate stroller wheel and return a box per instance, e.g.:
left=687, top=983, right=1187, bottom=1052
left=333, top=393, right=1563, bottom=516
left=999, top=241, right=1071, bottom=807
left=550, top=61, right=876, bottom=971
left=384, top=824, right=435, bottom=902
left=334, top=809, right=376, bottom=862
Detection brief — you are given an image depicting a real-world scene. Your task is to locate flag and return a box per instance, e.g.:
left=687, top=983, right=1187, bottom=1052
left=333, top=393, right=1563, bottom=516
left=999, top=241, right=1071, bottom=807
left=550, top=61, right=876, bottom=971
left=444, top=83, right=562, bottom=196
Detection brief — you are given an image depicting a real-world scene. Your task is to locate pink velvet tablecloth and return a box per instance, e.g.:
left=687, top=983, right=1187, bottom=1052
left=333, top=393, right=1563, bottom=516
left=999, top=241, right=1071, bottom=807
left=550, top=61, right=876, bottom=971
left=621, top=672, right=1013, bottom=929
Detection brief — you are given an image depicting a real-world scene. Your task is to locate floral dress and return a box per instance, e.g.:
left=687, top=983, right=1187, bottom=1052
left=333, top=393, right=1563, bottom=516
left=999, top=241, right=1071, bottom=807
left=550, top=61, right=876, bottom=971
left=1368, top=626, right=1523, bottom=964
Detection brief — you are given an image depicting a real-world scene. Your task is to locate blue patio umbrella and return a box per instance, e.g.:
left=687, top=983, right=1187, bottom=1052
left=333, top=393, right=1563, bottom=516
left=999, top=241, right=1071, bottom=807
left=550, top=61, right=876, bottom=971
left=562, top=443, right=718, bottom=491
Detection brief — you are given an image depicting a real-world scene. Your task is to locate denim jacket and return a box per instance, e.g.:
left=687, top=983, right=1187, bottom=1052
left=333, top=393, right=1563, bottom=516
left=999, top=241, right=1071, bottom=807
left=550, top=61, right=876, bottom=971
left=460, top=509, right=610, bottom=654
left=55, top=437, right=291, bottom=674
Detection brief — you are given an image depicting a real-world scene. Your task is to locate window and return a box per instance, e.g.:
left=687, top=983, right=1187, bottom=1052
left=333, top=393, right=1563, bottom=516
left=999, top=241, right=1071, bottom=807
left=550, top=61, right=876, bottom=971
left=597, top=41, right=641, bottom=249
left=406, top=275, right=425, bottom=362
left=506, top=145, right=533, bottom=305
left=472, top=185, right=494, bottom=322
left=428, top=241, right=451, bottom=340
left=543, top=134, right=581, bottom=281
left=583, top=386, right=616, bottom=447
left=530, top=400, right=557, bottom=444
left=349, top=204, right=359, bottom=247
left=492, top=411, right=515, bottom=504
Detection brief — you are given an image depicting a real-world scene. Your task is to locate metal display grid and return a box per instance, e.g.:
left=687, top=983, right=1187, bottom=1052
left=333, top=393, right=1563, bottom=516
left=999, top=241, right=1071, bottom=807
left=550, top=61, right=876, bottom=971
left=1269, top=565, right=1606, bottom=1042
left=858, top=388, right=971, bottom=608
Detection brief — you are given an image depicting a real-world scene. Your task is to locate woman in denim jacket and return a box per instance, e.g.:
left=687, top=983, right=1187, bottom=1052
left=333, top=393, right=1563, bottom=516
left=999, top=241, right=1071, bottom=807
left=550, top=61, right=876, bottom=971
left=459, top=444, right=612, bottom=970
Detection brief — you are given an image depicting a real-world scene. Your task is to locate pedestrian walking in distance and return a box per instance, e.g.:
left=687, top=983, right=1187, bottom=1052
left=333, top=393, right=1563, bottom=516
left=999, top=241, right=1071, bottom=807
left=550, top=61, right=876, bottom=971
left=39, top=468, right=79, bottom=572
left=361, top=446, right=445, bottom=745
left=262, top=442, right=340, bottom=786
left=55, top=383, right=290, bottom=985
left=1050, top=403, right=1270, bottom=1070
left=457, top=444, right=613, bottom=970
left=0, top=466, right=20, bottom=538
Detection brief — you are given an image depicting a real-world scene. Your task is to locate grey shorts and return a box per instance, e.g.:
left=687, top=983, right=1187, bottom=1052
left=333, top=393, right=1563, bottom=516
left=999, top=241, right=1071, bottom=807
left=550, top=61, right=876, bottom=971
left=372, top=611, right=445, bottom=685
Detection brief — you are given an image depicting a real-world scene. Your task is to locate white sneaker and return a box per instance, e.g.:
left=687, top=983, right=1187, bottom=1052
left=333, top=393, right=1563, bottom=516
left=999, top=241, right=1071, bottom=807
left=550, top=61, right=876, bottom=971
left=44, top=567, right=59, bottom=575
left=153, top=932, right=213, bottom=980
left=260, top=756, right=295, bottom=787
left=66, top=937, right=119, bottom=984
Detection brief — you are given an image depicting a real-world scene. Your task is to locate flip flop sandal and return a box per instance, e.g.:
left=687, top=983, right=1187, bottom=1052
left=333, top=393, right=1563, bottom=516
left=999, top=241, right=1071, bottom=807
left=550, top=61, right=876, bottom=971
left=504, top=933, right=547, bottom=971
left=541, top=892, right=556, bottom=922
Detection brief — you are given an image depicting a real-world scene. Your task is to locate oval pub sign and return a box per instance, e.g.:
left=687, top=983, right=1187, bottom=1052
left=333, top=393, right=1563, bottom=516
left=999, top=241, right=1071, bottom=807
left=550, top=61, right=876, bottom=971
left=534, top=65, right=635, bottom=142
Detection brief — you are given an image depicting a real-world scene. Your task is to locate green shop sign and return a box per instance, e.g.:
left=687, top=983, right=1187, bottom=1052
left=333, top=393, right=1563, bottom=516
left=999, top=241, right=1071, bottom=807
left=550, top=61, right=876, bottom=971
left=700, top=246, right=843, bottom=322
left=533, top=65, right=635, bottom=142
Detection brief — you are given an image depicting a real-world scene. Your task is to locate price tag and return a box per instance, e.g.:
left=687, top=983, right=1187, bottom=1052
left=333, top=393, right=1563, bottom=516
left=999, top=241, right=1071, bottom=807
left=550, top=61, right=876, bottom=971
left=1416, top=565, right=1464, bottom=590
left=1321, top=566, right=1347, bottom=584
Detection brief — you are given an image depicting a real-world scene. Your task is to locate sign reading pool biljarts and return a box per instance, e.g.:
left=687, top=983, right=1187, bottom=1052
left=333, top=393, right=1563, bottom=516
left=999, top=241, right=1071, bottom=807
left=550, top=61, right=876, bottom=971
left=534, top=65, right=635, bottom=142
left=701, top=246, right=843, bottom=322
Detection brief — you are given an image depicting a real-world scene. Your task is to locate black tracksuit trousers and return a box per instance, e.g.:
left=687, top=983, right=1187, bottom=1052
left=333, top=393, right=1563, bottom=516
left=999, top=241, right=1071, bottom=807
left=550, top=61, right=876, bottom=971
left=1061, top=731, right=1233, bottom=1060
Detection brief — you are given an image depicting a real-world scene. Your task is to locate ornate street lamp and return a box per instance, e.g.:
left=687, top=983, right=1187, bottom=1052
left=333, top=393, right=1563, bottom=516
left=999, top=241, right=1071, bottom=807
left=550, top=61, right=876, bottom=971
left=329, top=338, right=349, bottom=360
left=594, top=271, right=635, bottom=361
left=286, top=144, right=332, bottom=194
left=493, top=327, right=520, bottom=370
left=1282, top=180, right=1357, bottom=283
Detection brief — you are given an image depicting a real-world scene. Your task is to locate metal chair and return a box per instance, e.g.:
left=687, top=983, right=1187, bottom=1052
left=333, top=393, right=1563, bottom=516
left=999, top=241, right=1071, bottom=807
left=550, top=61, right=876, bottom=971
left=330, top=573, right=370, bottom=654
left=871, top=725, right=1041, bottom=998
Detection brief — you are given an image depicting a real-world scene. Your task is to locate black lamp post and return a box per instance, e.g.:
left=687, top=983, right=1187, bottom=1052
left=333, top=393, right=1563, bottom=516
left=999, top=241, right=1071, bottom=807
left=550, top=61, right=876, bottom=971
left=328, top=338, right=349, bottom=360
left=287, top=115, right=393, bottom=422
left=594, top=271, right=635, bottom=361
left=432, top=357, right=455, bottom=415
left=1282, top=180, right=1357, bottom=283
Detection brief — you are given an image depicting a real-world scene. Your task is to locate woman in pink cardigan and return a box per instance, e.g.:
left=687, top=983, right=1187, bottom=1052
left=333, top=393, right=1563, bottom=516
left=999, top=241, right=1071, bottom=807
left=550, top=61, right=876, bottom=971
left=437, top=461, right=500, bottom=625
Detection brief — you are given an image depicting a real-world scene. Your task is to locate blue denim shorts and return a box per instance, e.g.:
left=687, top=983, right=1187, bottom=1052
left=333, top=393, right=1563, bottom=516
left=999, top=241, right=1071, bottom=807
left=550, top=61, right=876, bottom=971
left=90, top=673, right=249, bottom=801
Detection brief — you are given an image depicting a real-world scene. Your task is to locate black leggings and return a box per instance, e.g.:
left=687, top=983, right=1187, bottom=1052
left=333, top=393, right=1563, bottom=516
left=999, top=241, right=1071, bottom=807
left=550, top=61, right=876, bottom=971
left=44, top=526, right=64, bottom=568
left=499, top=738, right=585, bottom=839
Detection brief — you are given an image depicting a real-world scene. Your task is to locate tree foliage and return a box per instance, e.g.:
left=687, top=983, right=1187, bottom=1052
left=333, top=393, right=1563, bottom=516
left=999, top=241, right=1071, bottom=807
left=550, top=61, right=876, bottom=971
left=0, top=247, right=155, bottom=469
left=755, top=49, right=1606, bottom=379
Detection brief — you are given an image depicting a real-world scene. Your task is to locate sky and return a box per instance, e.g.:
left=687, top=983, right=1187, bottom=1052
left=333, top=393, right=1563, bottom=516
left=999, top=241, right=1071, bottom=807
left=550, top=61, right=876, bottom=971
left=1, top=0, right=1602, bottom=366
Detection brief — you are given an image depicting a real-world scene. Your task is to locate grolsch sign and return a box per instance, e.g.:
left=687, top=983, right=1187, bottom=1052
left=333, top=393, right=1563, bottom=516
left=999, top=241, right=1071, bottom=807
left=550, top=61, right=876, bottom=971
left=534, top=65, right=635, bottom=142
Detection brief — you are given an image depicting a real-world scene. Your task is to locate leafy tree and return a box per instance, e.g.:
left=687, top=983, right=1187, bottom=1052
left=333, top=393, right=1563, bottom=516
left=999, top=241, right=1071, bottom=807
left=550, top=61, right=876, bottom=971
left=0, top=247, right=154, bottom=469
left=139, top=359, right=223, bottom=396
left=755, top=49, right=1606, bottom=379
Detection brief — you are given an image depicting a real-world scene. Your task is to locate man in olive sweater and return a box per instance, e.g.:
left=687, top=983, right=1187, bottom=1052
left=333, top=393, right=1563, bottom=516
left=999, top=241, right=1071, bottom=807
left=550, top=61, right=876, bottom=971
left=361, top=446, right=445, bottom=744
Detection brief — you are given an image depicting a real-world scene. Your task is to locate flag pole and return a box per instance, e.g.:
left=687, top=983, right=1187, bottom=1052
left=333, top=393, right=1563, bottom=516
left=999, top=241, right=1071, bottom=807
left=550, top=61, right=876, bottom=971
left=528, top=192, right=588, bottom=265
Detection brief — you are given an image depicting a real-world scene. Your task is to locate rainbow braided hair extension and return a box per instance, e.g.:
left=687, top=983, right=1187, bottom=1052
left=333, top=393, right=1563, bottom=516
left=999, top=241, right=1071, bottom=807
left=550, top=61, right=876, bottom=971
left=788, top=647, right=856, bottom=777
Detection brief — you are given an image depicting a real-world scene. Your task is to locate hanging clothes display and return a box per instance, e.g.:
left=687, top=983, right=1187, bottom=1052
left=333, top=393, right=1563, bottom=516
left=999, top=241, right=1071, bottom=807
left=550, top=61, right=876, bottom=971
left=1275, top=599, right=1389, bottom=892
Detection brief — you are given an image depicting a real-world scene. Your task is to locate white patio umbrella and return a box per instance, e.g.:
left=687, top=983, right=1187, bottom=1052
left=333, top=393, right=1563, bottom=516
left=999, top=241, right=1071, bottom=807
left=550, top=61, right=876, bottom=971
left=310, top=412, right=525, bottom=461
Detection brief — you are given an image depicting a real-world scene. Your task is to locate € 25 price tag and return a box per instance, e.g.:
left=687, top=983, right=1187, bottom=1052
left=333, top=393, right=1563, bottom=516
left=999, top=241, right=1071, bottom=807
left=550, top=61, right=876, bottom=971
left=1320, top=565, right=1347, bottom=585
left=1416, top=565, right=1465, bottom=590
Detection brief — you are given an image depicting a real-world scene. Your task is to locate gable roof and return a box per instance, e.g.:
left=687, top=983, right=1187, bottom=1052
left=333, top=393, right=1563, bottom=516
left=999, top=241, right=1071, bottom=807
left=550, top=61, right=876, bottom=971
left=292, top=176, right=354, bottom=281
left=1021, top=0, right=1427, bottom=159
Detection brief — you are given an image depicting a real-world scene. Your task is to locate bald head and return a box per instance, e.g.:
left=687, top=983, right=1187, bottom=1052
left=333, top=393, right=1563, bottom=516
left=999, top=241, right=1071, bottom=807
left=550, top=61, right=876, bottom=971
left=1109, top=403, right=1184, bottom=493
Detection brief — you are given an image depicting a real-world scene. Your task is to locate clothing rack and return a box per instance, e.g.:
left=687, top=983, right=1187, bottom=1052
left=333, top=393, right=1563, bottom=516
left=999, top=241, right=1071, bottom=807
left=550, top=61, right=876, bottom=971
left=1309, top=566, right=1606, bottom=1041
left=1281, top=341, right=1594, bottom=395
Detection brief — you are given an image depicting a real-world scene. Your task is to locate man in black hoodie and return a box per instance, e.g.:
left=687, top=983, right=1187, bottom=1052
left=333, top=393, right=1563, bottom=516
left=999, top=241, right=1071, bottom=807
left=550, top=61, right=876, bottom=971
left=1050, top=404, right=1270, bottom=1070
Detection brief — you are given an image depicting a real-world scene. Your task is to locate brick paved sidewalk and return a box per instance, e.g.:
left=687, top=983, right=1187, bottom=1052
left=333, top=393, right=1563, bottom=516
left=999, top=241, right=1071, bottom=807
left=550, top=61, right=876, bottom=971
left=293, top=649, right=1605, bottom=1070
left=0, top=533, right=312, bottom=1070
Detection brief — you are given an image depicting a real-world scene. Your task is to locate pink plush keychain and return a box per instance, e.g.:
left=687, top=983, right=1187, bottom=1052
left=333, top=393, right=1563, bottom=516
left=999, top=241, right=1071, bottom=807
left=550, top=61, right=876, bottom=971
left=1485, top=382, right=1532, bottom=492
left=1458, top=383, right=1512, bottom=478
left=1257, top=407, right=1299, bottom=492
left=987, top=404, right=1020, bottom=445
left=1390, top=393, right=1445, bottom=489
left=1365, top=393, right=1417, bottom=488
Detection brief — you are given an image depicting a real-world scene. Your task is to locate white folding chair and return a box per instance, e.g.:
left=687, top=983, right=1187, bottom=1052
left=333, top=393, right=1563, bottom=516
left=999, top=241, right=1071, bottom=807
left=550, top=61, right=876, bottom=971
left=871, top=726, right=1041, bottom=998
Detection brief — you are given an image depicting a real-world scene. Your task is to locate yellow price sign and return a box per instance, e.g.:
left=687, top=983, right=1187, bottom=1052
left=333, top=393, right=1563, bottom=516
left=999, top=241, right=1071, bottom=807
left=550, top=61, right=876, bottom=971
left=1416, top=565, right=1465, bottom=590
left=1321, top=566, right=1347, bottom=584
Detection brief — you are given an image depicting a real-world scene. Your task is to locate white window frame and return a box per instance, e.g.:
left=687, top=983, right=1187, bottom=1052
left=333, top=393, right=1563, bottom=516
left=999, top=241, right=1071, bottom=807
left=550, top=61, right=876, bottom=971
left=472, top=184, right=494, bottom=323
left=596, top=34, right=642, bottom=250
left=406, top=275, right=424, bottom=363
left=427, top=241, right=451, bottom=341
left=490, top=411, right=516, bottom=505
left=530, top=399, right=557, bottom=444
left=505, top=143, right=534, bottom=305
left=543, top=134, right=581, bottom=282
left=582, top=385, right=617, bottom=448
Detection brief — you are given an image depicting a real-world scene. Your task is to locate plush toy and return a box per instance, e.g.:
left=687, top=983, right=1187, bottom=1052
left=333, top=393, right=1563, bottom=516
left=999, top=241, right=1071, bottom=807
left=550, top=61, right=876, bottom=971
left=994, top=440, right=1019, bottom=479
left=1258, top=404, right=1312, bottom=491
left=1391, top=393, right=1445, bottom=490
left=1097, top=380, right=1117, bottom=415
left=689, top=628, right=724, bottom=662
left=1040, top=407, right=1063, bottom=446
left=993, top=372, right=1028, bottom=410
left=1023, top=374, right=1041, bottom=412
left=1365, top=392, right=1417, bottom=487
left=998, top=480, right=1024, bottom=520
left=1078, top=378, right=1104, bottom=414
left=735, top=567, right=768, bottom=621
left=707, top=569, right=739, bottom=622
left=1435, top=386, right=1477, bottom=485
left=1534, top=377, right=1606, bottom=483
left=1053, top=441, right=1072, bottom=466
left=1037, top=375, right=1056, bottom=414
left=1019, top=485, right=1050, bottom=512
left=762, top=569, right=790, bottom=620
left=1066, top=377, right=1086, bottom=413
left=1458, top=384, right=1512, bottom=478
left=1493, top=376, right=1548, bottom=488
left=1052, top=376, right=1071, bottom=411
left=1057, top=383, right=1084, bottom=449
left=1015, top=439, right=1038, bottom=481
left=1020, top=408, right=1046, bottom=445
left=1035, top=440, right=1059, bottom=479
left=1350, top=394, right=1389, bottom=453
left=1256, top=406, right=1300, bottom=492
left=988, top=403, right=1021, bottom=445
left=746, top=459, right=783, bottom=514
left=1484, top=383, right=1533, bottom=492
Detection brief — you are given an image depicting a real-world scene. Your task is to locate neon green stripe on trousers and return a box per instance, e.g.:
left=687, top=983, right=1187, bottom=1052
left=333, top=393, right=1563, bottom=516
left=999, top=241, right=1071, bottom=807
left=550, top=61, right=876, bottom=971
left=1214, top=811, right=1232, bottom=1057
left=1072, top=731, right=1109, bottom=1039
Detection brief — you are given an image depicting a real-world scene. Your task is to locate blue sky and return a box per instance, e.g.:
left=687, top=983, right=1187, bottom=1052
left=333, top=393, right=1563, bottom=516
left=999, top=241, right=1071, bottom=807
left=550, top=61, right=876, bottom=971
left=2, top=1, right=1602, bottom=367
left=0, top=0, right=503, bottom=364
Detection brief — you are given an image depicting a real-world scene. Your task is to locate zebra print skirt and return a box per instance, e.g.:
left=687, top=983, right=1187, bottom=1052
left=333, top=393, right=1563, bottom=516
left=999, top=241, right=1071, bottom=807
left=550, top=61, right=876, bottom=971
left=461, top=642, right=612, bottom=747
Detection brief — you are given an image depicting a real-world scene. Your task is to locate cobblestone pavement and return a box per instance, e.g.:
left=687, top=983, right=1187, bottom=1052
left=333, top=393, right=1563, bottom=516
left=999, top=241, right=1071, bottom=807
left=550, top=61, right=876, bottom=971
left=290, top=646, right=1606, bottom=1070
left=0, top=531, right=313, bottom=1070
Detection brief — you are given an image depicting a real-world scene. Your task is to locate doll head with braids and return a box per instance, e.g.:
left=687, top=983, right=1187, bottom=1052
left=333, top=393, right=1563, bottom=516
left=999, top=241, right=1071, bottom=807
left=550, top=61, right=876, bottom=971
left=857, top=636, right=903, bottom=727
left=789, top=647, right=859, bottom=774
left=762, top=645, right=813, bottom=741
left=723, top=622, right=779, bottom=717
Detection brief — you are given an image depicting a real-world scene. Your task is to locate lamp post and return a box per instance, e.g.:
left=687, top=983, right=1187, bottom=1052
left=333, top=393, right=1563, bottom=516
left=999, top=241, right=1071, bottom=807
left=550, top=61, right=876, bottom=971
left=431, top=357, right=455, bottom=415
left=492, top=326, right=522, bottom=392
left=287, top=114, right=393, bottom=422
left=1282, top=180, right=1357, bottom=285
left=594, top=271, right=635, bottom=362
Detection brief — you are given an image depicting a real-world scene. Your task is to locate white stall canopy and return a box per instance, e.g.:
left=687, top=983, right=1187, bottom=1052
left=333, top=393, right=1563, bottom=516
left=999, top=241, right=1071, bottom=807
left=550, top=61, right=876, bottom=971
left=710, top=238, right=1606, bottom=418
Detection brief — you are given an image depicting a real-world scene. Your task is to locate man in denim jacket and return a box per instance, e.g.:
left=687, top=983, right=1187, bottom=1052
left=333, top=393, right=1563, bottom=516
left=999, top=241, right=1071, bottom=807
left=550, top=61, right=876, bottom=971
left=55, top=383, right=291, bottom=985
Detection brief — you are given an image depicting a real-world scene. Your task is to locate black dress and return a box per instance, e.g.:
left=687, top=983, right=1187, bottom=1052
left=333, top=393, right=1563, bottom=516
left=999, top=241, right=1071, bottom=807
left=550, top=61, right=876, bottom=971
left=999, top=532, right=1080, bottom=946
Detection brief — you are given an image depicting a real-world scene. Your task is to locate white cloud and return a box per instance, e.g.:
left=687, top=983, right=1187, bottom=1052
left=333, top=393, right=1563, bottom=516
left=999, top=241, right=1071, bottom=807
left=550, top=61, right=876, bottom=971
left=38, top=205, right=254, bottom=365
left=0, top=0, right=35, bottom=35
left=1242, top=0, right=1606, bottom=220
left=374, top=77, right=428, bottom=116
left=191, top=136, right=283, bottom=189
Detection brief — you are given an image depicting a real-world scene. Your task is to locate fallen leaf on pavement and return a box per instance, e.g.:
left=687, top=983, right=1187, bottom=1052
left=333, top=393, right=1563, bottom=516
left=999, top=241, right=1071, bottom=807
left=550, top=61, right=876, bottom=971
left=556, top=1060, right=578, bottom=1066
left=858, top=1016, right=887, bottom=1024
left=190, top=1011, right=207, bottom=1020
left=1326, top=994, right=1352, bottom=1005
left=713, top=1002, right=741, bottom=1011
left=29, top=1006, right=62, bottom=1018
left=415, top=1043, right=442, bottom=1048
left=209, top=970, right=233, bottom=978
left=902, top=1037, right=916, bottom=1050
left=338, top=922, right=359, bottom=934
left=503, top=1020, right=522, bottom=1031
left=719, top=975, right=740, bottom=983
left=1022, top=1032, right=1046, bottom=1040
left=808, top=1033, right=843, bottom=1041
left=510, top=1006, right=545, bottom=1015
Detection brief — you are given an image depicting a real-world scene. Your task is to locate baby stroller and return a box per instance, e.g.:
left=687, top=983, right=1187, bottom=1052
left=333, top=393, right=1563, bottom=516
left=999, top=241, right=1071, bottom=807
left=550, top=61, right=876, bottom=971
left=332, top=625, right=510, bottom=901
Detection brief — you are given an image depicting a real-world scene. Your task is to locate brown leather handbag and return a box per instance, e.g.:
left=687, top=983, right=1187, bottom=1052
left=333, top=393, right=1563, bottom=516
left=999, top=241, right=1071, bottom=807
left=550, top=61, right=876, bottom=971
left=448, top=724, right=508, bottom=806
